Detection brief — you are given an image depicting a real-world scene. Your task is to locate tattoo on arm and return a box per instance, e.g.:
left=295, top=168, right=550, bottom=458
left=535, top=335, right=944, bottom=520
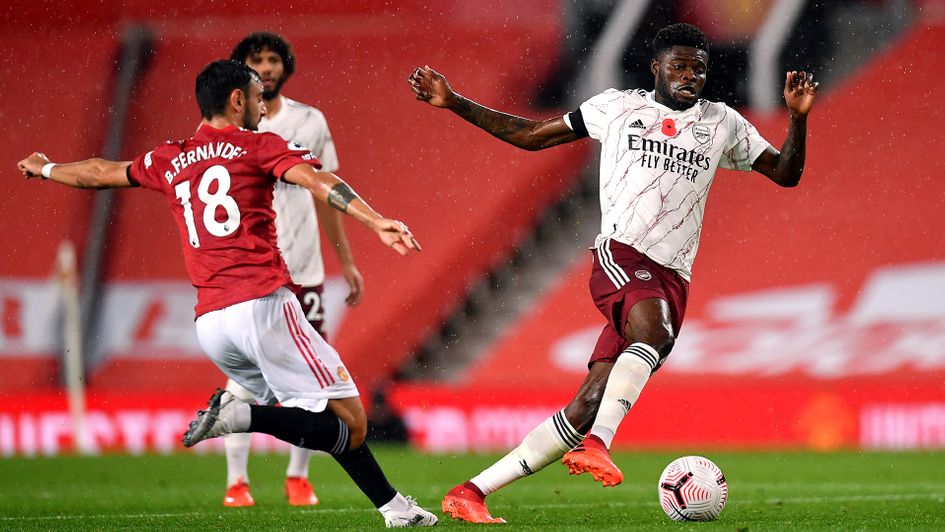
left=452, top=96, right=537, bottom=148
left=327, top=182, right=358, bottom=213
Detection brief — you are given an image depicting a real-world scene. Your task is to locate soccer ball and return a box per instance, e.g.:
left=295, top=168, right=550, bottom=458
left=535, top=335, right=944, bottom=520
left=657, top=455, right=727, bottom=521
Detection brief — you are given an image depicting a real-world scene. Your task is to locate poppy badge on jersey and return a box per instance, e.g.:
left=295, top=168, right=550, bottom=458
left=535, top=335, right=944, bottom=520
left=661, top=118, right=677, bottom=137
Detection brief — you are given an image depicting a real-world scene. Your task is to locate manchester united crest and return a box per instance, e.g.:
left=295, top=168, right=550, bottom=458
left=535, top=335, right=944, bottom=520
left=337, top=366, right=350, bottom=382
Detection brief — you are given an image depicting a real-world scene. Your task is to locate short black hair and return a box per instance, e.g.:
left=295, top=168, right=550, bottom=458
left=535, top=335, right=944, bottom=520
left=652, top=23, right=710, bottom=59
left=195, top=60, right=259, bottom=120
left=230, top=31, right=296, bottom=78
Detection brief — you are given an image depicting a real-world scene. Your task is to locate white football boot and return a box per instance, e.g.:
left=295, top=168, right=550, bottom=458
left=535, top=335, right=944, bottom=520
left=182, top=389, right=246, bottom=447
left=381, top=494, right=439, bottom=528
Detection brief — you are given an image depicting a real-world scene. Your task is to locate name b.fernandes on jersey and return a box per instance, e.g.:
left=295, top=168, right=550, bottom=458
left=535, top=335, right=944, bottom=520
left=156, top=141, right=249, bottom=183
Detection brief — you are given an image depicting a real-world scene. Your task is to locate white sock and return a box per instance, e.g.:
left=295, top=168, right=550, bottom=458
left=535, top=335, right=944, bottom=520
left=225, top=433, right=251, bottom=486
left=224, top=379, right=256, bottom=486
left=286, top=446, right=313, bottom=478
left=589, top=342, right=659, bottom=448
left=378, top=491, right=410, bottom=514
left=470, top=410, right=583, bottom=495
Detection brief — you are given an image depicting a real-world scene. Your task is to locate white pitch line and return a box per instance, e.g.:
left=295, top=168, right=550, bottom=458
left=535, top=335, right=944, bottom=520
left=753, top=492, right=945, bottom=505
left=2, top=493, right=943, bottom=522
left=0, top=507, right=375, bottom=522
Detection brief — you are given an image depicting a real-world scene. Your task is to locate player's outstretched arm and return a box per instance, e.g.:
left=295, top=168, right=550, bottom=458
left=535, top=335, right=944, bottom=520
left=408, top=66, right=580, bottom=151
left=752, top=71, right=819, bottom=187
left=17, top=152, right=134, bottom=189
left=284, top=164, right=421, bottom=256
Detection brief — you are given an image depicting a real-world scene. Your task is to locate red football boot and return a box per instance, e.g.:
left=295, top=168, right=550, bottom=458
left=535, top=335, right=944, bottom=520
left=561, top=435, right=624, bottom=487
left=441, top=482, right=506, bottom=524
left=285, top=476, right=320, bottom=506
left=223, top=479, right=256, bottom=507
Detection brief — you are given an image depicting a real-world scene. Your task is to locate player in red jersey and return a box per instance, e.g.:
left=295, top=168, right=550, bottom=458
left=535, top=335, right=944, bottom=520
left=409, top=23, right=817, bottom=524
left=18, top=59, right=437, bottom=527
left=220, top=31, right=364, bottom=509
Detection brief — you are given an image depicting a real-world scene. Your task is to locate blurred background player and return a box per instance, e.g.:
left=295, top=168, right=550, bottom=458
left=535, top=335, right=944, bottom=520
left=18, top=59, right=436, bottom=528
left=221, top=31, right=363, bottom=509
left=409, top=22, right=817, bottom=523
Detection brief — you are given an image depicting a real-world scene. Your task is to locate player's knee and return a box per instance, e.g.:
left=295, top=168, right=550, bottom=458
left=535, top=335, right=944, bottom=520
left=347, top=413, right=368, bottom=450
left=653, top=332, right=675, bottom=358
left=622, top=322, right=675, bottom=358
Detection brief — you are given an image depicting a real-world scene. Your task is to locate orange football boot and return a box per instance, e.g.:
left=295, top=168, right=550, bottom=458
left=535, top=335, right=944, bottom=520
left=561, top=435, right=624, bottom=487
left=285, top=476, right=320, bottom=506
left=223, top=479, right=255, bottom=507
left=441, top=482, right=506, bottom=524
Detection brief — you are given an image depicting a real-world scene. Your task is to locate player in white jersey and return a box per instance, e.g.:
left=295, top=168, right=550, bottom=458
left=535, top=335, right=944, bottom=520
left=409, top=23, right=818, bottom=523
left=219, top=32, right=364, bottom=508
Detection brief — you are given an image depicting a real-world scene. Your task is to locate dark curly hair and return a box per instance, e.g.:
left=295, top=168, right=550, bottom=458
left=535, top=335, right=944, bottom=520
left=652, top=23, right=710, bottom=59
left=230, top=31, right=296, bottom=79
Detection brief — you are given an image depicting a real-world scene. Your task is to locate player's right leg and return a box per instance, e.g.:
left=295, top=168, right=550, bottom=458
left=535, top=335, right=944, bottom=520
left=186, top=288, right=436, bottom=526
left=441, top=372, right=601, bottom=524
left=223, top=379, right=257, bottom=507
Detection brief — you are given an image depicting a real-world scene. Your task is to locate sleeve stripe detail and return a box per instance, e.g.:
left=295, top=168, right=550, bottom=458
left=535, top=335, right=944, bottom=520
left=125, top=164, right=140, bottom=187
left=567, top=108, right=589, bottom=139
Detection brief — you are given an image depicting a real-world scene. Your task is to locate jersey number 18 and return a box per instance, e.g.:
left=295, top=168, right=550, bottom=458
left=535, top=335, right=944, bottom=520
left=174, top=165, right=242, bottom=248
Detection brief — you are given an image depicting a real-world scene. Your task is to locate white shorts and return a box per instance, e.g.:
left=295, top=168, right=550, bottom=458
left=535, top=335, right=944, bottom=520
left=195, top=287, right=359, bottom=413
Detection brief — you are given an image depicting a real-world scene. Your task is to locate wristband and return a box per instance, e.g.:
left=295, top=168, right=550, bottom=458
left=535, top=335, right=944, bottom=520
left=41, top=163, right=56, bottom=179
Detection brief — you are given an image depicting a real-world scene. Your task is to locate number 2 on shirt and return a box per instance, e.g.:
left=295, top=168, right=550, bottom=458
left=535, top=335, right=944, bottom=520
left=174, top=165, right=242, bottom=248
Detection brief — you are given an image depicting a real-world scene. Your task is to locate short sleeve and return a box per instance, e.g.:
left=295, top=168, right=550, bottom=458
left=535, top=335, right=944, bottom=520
left=256, top=132, right=323, bottom=179
left=315, top=118, right=339, bottom=173
left=566, top=88, right=625, bottom=141
left=718, top=106, right=772, bottom=171
left=128, top=148, right=165, bottom=191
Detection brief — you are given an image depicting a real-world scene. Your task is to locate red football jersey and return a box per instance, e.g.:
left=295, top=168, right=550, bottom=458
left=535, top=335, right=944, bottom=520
left=129, top=123, right=322, bottom=317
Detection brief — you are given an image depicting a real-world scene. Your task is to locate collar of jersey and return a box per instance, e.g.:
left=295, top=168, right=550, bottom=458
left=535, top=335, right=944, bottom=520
left=196, top=123, right=241, bottom=136
left=645, top=90, right=700, bottom=116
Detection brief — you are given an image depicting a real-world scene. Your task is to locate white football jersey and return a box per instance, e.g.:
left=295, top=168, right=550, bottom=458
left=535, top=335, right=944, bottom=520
left=565, top=89, right=771, bottom=280
left=258, top=95, right=339, bottom=286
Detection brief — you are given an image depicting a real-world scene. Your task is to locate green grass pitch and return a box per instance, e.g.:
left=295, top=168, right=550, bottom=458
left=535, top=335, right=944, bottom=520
left=2, top=447, right=943, bottom=530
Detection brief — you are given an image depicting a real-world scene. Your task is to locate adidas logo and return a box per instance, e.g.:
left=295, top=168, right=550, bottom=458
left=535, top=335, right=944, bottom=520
left=519, top=459, right=534, bottom=475
left=618, top=399, right=632, bottom=413
left=629, top=119, right=645, bottom=129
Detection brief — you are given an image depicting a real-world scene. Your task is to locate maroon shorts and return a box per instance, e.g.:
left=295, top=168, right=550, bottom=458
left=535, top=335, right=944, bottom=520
left=294, top=284, right=327, bottom=340
left=588, top=239, right=689, bottom=370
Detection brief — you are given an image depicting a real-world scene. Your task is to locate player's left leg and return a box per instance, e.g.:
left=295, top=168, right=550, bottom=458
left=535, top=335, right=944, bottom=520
left=562, top=298, right=671, bottom=486
left=284, top=284, right=327, bottom=506
left=562, top=240, right=687, bottom=486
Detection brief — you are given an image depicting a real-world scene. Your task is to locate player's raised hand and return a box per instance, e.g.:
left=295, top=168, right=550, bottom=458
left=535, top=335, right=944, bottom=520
left=17, top=152, right=51, bottom=179
left=371, top=218, right=422, bottom=256
left=783, top=71, right=819, bottom=116
left=408, top=66, right=456, bottom=108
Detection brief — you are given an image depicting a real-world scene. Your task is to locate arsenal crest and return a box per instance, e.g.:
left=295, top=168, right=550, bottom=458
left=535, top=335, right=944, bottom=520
left=692, top=124, right=710, bottom=144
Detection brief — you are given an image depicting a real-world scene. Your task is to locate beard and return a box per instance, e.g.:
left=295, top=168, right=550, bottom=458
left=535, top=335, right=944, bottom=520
left=242, top=112, right=259, bottom=131
left=262, top=77, right=286, bottom=101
